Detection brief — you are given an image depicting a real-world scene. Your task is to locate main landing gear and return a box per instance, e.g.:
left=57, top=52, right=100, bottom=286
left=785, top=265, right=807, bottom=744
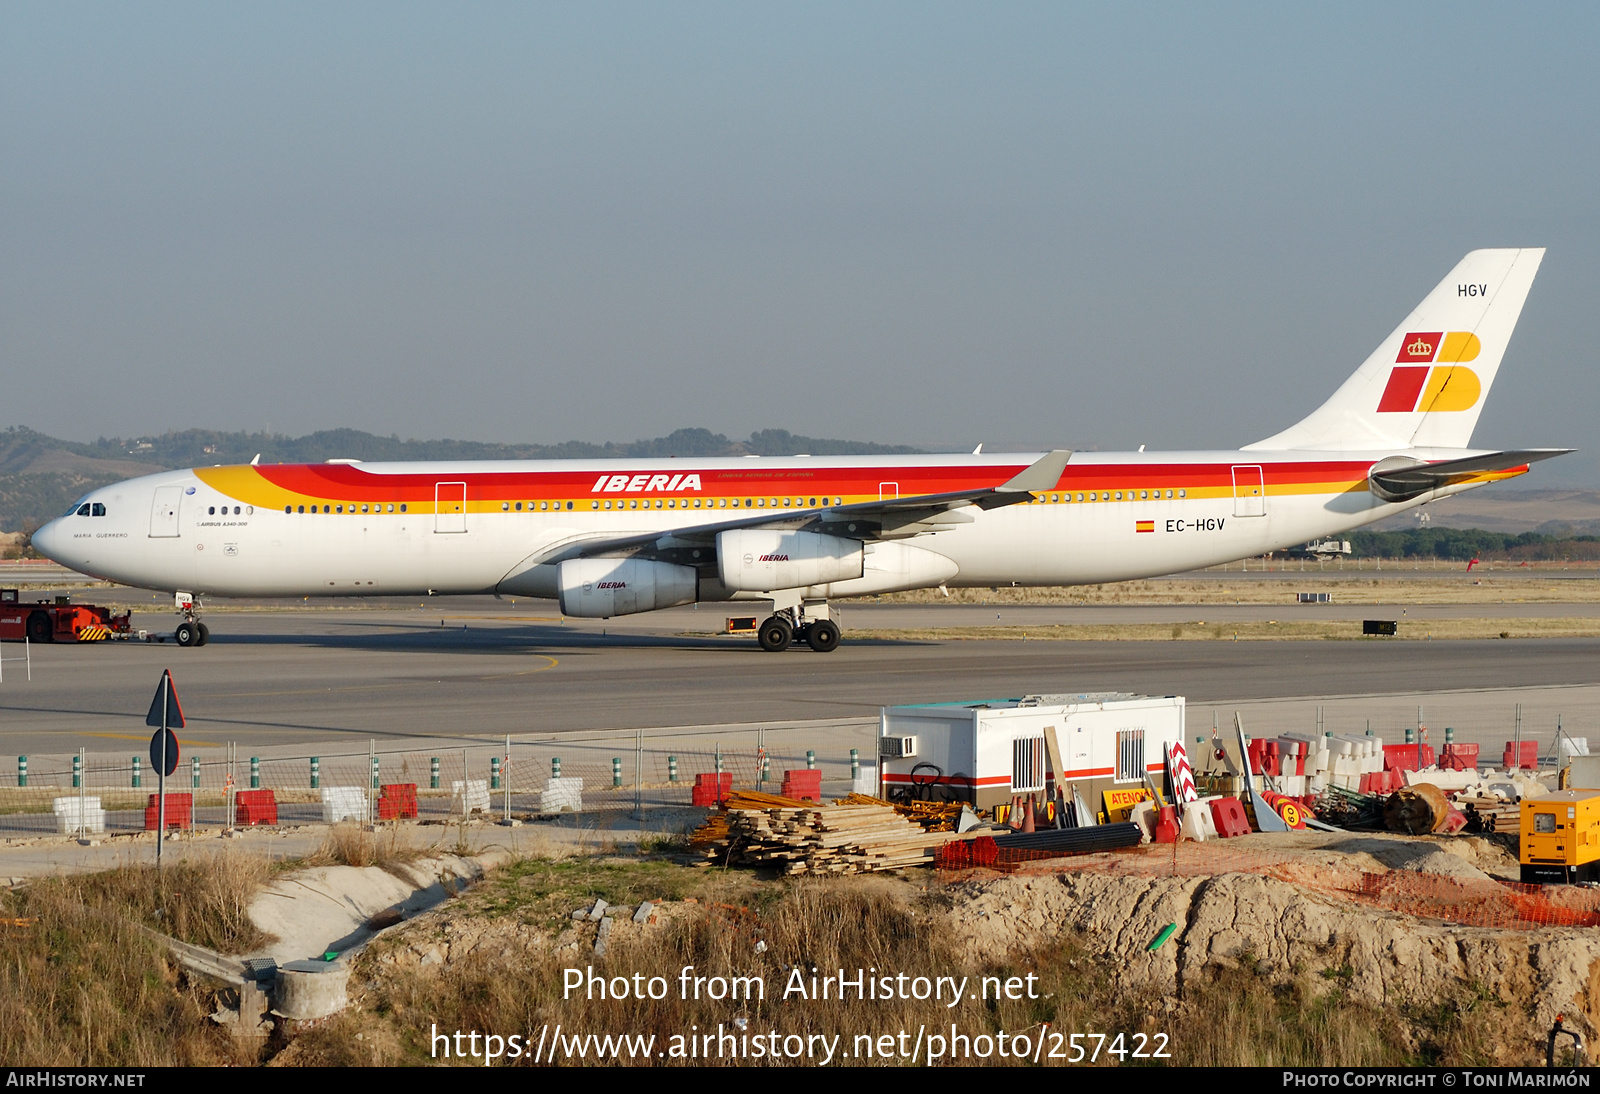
left=756, top=605, right=841, bottom=653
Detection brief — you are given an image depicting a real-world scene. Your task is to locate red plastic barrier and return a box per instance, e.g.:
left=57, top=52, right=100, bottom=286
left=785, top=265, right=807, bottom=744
left=1504, top=742, right=1539, bottom=770
left=1383, top=744, right=1437, bottom=772
left=377, top=783, right=417, bottom=820
left=1438, top=744, right=1481, bottom=772
left=144, top=792, right=192, bottom=831
left=780, top=769, right=822, bottom=802
left=234, top=788, right=278, bottom=826
left=1154, top=805, right=1179, bottom=843
left=1209, top=796, right=1252, bottom=838
left=692, top=772, right=732, bottom=807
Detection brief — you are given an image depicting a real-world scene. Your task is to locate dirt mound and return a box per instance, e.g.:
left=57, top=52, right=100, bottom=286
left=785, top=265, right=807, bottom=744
left=944, top=869, right=1600, bottom=1061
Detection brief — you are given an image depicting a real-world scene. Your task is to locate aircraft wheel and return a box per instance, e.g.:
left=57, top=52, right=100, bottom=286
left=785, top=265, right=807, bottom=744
left=806, top=619, right=841, bottom=652
left=196, top=622, right=211, bottom=646
left=757, top=616, right=793, bottom=652
left=25, top=612, right=53, bottom=644
left=174, top=621, right=199, bottom=647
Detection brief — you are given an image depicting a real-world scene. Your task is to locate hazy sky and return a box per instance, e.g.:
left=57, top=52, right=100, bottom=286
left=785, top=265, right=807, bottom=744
left=5, top=4, right=1598, bottom=482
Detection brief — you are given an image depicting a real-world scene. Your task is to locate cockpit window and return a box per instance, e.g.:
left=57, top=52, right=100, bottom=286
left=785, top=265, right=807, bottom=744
left=76, top=504, right=91, bottom=516
left=91, top=503, right=106, bottom=517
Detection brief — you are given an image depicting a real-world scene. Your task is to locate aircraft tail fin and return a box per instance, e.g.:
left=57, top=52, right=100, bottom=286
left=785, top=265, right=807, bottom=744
left=1244, top=248, right=1545, bottom=452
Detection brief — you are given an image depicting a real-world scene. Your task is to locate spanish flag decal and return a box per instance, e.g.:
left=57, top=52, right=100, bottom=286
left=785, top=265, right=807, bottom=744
left=1136, top=520, right=1155, bottom=533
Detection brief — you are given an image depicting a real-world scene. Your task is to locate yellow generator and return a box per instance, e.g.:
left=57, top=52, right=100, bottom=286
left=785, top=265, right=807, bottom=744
left=1520, top=790, right=1600, bottom=884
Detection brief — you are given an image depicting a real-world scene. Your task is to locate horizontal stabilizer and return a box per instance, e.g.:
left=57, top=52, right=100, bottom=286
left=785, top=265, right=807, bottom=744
left=1368, top=449, right=1571, bottom=502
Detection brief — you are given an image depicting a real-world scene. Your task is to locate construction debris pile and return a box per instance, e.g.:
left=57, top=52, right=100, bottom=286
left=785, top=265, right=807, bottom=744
left=1192, top=721, right=1566, bottom=838
left=690, top=791, right=960, bottom=874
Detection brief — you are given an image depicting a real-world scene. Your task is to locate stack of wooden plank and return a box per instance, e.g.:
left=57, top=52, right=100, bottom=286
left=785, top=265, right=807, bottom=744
left=691, top=792, right=960, bottom=874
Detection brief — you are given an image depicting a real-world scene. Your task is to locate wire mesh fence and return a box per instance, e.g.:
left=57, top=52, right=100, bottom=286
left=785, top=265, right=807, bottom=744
left=0, top=719, right=877, bottom=836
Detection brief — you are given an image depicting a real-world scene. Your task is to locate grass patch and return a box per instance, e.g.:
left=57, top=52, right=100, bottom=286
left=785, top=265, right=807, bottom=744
left=866, top=575, right=1600, bottom=606
left=474, top=856, right=719, bottom=930
left=305, top=821, right=424, bottom=870
left=0, top=849, right=274, bottom=1066
left=291, top=876, right=1129, bottom=1067
left=1173, top=962, right=1503, bottom=1067
left=851, top=617, right=1600, bottom=642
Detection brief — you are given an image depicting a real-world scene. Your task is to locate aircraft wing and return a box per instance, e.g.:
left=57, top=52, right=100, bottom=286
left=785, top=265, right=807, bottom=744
left=1368, top=449, right=1571, bottom=502
left=536, top=449, right=1072, bottom=568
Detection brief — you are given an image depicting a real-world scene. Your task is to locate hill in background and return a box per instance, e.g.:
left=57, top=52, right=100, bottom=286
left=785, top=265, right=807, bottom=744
left=1368, top=486, right=1600, bottom=537
left=0, top=426, right=925, bottom=535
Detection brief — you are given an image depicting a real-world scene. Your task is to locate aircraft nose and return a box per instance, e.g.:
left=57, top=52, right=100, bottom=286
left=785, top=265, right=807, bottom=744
left=30, top=518, right=63, bottom=562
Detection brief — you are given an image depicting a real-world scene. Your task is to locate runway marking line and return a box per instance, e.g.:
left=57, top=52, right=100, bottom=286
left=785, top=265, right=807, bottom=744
left=83, top=732, right=224, bottom=747
left=477, top=656, right=559, bottom=680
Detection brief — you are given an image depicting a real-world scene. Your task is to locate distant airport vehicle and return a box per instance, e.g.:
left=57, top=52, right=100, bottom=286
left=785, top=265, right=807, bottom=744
left=0, top=589, right=131, bottom=643
left=1284, top=538, right=1353, bottom=560
left=31, top=249, right=1566, bottom=651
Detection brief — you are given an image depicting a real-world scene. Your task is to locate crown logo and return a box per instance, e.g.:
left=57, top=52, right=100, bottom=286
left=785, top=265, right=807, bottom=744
left=1406, top=336, right=1434, bottom=357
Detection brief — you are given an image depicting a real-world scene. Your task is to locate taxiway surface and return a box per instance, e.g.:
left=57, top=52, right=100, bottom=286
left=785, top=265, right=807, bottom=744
left=1, top=602, right=1598, bottom=755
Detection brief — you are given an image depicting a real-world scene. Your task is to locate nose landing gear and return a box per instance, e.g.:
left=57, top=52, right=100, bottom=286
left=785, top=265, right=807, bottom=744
left=172, top=593, right=210, bottom=647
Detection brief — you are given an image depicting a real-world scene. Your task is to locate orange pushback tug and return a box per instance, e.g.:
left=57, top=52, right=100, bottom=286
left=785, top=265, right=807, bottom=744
left=0, top=589, right=131, bottom=643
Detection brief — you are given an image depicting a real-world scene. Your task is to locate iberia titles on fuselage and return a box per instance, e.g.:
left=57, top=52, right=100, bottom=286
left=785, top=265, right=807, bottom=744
left=30, top=248, right=1568, bottom=651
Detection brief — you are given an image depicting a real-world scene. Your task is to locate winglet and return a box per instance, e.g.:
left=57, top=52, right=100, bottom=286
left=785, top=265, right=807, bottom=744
left=997, top=450, right=1072, bottom=493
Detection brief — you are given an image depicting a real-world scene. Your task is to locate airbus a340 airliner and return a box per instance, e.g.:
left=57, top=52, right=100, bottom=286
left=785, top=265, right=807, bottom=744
left=32, top=248, right=1566, bottom=652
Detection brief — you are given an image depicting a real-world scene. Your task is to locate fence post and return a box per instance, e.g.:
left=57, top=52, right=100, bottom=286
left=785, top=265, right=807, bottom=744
left=131, top=756, right=141, bottom=788
left=310, top=756, right=321, bottom=789
left=16, top=755, right=25, bottom=788
left=72, top=753, right=81, bottom=789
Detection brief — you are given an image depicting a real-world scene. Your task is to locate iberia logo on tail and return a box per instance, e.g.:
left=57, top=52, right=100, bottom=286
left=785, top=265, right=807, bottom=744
left=1377, top=331, right=1482, bottom=412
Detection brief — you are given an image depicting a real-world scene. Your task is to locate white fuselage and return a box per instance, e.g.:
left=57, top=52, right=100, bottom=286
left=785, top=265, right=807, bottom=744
left=31, top=448, right=1503, bottom=603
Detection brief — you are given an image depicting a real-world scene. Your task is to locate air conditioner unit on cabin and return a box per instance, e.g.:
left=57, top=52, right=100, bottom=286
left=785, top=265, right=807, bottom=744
left=878, top=736, right=917, bottom=759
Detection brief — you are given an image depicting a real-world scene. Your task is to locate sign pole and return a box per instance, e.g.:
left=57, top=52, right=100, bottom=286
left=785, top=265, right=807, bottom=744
left=157, top=679, right=167, bottom=866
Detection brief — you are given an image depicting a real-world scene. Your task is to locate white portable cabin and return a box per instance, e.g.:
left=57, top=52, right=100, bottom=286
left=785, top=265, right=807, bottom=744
left=879, top=693, right=1185, bottom=811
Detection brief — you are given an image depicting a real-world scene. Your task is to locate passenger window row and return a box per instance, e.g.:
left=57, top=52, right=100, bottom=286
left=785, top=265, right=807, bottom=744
left=1034, top=489, right=1187, bottom=502
left=207, top=505, right=252, bottom=515
left=284, top=503, right=409, bottom=514
left=588, top=496, right=844, bottom=511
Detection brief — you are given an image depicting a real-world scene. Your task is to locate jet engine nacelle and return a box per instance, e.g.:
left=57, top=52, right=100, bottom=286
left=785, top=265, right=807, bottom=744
left=557, top=558, right=698, bottom=618
left=717, top=529, right=864, bottom=592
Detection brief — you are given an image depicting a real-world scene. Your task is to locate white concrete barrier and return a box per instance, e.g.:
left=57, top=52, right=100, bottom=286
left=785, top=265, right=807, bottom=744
left=451, top=779, right=491, bottom=814
left=539, top=777, right=583, bottom=813
left=320, top=786, right=366, bottom=823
